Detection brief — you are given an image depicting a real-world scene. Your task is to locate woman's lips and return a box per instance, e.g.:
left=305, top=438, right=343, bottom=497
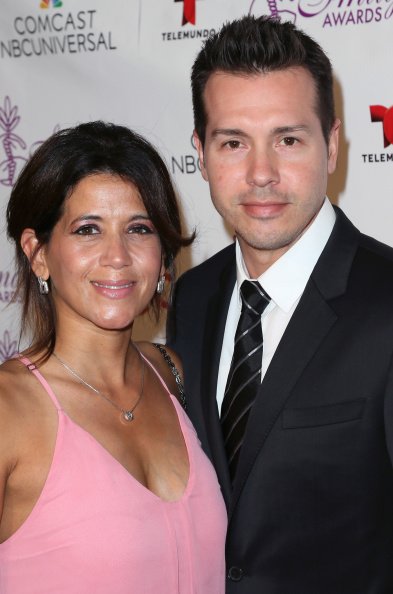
left=90, top=280, right=135, bottom=299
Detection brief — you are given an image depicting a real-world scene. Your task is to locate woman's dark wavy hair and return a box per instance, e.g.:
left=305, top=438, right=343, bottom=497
left=6, top=121, right=194, bottom=362
left=192, top=15, right=335, bottom=146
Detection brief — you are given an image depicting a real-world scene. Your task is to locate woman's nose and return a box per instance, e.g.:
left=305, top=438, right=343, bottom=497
left=100, top=234, right=132, bottom=268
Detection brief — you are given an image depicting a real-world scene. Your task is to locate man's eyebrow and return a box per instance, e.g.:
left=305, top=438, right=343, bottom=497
left=211, top=128, right=249, bottom=138
left=210, top=125, right=311, bottom=139
left=273, top=125, right=311, bottom=134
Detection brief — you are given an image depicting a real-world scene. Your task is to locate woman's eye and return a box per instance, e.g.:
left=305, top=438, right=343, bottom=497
left=74, top=224, right=99, bottom=235
left=128, top=224, right=153, bottom=235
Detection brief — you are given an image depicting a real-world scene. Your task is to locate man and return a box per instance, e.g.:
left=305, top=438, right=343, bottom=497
left=167, top=15, right=393, bottom=594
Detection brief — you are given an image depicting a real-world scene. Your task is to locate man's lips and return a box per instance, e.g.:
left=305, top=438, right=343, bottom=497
left=240, top=201, right=289, bottom=217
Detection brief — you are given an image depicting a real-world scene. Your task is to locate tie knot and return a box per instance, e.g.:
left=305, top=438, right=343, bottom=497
left=240, top=280, right=270, bottom=317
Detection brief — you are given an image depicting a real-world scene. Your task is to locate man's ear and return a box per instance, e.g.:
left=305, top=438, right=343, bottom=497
left=193, top=130, right=208, bottom=181
left=327, top=118, right=341, bottom=175
left=20, top=228, right=49, bottom=280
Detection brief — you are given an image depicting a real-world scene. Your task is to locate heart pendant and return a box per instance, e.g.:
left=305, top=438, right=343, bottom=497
left=122, top=410, right=134, bottom=422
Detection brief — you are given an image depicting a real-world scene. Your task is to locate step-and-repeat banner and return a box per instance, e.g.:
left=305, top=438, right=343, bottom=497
left=0, top=0, right=392, bottom=358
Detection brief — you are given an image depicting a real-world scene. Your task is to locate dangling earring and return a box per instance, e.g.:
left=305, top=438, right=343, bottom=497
left=156, top=275, right=165, bottom=295
left=37, top=276, right=49, bottom=295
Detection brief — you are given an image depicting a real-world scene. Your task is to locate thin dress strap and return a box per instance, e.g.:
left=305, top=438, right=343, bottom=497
left=19, top=356, right=62, bottom=411
left=139, top=352, right=171, bottom=394
left=138, top=348, right=186, bottom=410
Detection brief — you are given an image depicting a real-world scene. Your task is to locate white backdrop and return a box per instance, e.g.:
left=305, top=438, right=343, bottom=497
left=1, top=0, right=392, bottom=360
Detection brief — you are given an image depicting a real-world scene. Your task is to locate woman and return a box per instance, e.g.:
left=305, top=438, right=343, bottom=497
left=0, top=122, right=227, bottom=593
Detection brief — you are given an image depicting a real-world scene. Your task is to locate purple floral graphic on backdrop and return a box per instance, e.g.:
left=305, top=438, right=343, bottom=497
left=0, top=330, right=18, bottom=363
left=249, top=0, right=297, bottom=23
left=0, top=96, right=27, bottom=187
left=0, top=96, right=60, bottom=188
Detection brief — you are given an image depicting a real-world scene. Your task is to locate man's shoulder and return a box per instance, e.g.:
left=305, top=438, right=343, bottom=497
left=168, top=242, right=235, bottom=342
left=329, top=209, right=393, bottom=304
left=355, top=234, right=393, bottom=299
left=178, top=242, right=235, bottom=286
left=358, top=232, right=393, bottom=264
left=332, top=206, right=393, bottom=270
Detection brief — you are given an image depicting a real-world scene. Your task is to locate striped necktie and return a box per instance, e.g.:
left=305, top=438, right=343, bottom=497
left=221, top=280, right=270, bottom=482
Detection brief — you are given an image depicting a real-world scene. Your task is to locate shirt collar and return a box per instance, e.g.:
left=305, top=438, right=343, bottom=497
left=236, top=198, right=336, bottom=312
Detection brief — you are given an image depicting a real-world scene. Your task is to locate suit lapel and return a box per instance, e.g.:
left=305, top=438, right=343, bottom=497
left=229, top=207, right=360, bottom=518
left=201, top=255, right=236, bottom=503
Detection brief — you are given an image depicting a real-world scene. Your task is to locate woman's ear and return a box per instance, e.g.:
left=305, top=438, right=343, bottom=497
left=160, top=259, right=166, bottom=278
left=20, top=228, right=49, bottom=279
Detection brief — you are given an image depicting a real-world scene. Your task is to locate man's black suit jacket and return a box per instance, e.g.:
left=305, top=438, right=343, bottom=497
left=167, top=207, right=393, bottom=593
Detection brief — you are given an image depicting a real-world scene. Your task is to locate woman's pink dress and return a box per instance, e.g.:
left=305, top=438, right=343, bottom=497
left=0, top=356, right=227, bottom=593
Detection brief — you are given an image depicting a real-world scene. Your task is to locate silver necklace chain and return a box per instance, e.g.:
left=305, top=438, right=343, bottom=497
left=52, top=350, right=145, bottom=423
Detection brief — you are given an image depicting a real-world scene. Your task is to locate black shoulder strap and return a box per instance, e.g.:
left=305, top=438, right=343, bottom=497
left=153, top=343, right=186, bottom=410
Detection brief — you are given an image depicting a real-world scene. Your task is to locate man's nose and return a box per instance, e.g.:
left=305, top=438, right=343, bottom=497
left=246, top=148, right=279, bottom=187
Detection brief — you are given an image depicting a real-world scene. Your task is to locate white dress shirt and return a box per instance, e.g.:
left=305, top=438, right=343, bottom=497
left=216, top=198, right=336, bottom=414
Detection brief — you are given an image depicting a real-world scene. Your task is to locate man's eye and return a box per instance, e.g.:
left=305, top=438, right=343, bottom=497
left=225, top=140, right=241, bottom=149
left=281, top=137, right=297, bottom=146
left=74, top=225, right=99, bottom=235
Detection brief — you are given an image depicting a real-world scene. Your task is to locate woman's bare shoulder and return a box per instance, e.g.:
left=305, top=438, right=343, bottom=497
left=0, top=359, right=33, bottom=476
left=0, top=357, right=41, bottom=422
left=0, top=357, right=28, bottom=401
left=0, top=354, right=51, bottom=418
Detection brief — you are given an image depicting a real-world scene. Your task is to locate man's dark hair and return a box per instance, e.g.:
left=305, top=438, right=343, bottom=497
left=191, top=15, right=335, bottom=145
